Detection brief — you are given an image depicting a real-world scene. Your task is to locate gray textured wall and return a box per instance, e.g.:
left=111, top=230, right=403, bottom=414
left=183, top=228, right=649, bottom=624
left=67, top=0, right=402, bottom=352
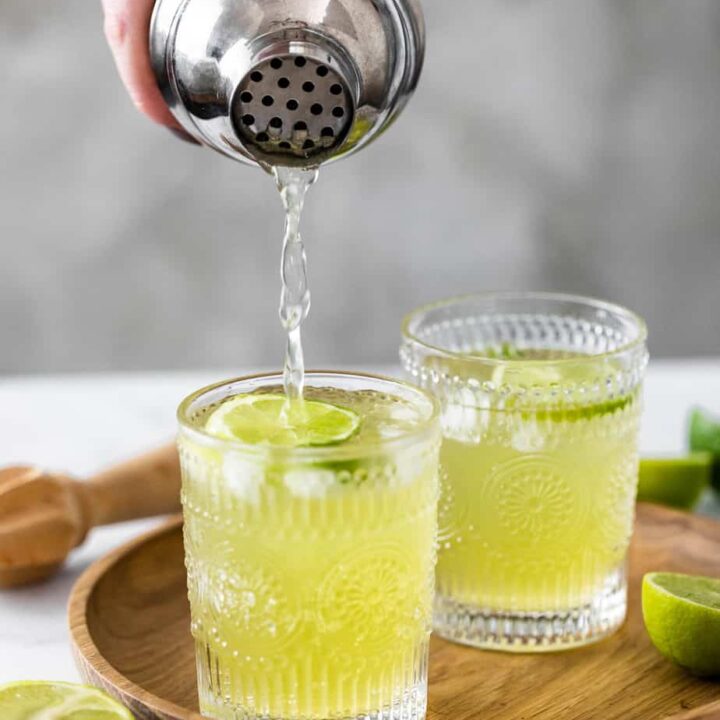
left=2, top=0, right=720, bottom=374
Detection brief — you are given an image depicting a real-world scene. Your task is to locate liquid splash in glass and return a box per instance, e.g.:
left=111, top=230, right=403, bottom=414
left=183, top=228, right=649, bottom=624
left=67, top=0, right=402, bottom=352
left=274, top=166, right=318, bottom=401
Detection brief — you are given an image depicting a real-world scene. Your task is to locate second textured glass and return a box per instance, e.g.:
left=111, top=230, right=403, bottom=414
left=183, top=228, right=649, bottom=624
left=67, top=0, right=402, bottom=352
left=401, top=293, right=648, bottom=651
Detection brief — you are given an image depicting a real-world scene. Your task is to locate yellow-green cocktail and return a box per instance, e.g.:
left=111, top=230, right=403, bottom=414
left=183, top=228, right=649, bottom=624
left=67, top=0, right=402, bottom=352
left=401, top=293, right=648, bottom=650
left=178, top=372, right=440, bottom=720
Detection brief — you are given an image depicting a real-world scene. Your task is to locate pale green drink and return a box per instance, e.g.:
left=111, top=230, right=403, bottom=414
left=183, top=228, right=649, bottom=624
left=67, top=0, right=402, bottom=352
left=178, top=372, right=440, bottom=720
left=401, top=293, right=648, bottom=650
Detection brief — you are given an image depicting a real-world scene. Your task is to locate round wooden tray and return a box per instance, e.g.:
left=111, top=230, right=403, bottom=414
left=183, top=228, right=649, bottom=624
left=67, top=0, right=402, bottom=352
left=68, top=504, right=720, bottom=720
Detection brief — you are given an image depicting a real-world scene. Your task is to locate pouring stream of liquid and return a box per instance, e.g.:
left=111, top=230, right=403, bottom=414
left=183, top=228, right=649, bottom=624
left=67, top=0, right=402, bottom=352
left=274, top=167, right=318, bottom=401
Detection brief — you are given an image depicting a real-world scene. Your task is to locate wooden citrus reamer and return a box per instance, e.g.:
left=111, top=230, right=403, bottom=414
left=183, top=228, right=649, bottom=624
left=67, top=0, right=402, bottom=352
left=0, top=445, right=180, bottom=588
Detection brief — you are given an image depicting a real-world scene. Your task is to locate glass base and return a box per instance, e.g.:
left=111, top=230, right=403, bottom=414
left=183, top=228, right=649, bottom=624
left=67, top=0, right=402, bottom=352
left=433, top=576, right=627, bottom=652
left=198, top=682, right=428, bottom=720
left=196, top=640, right=429, bottom=720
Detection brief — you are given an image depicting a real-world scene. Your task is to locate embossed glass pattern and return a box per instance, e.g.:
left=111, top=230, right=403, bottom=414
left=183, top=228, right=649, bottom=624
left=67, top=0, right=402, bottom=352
left=177, top=372, right=440, bottom=720
left=400, top=293, right=648, bottom=650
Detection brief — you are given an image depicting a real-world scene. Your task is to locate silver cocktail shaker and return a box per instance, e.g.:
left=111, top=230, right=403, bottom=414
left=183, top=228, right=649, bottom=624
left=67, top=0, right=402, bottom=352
left=150, top=0, right=425, bottom=168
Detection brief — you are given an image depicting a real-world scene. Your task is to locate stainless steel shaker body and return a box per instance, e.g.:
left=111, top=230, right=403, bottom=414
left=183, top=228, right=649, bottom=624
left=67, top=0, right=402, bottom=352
left=150, top=0, right=425, bottom=168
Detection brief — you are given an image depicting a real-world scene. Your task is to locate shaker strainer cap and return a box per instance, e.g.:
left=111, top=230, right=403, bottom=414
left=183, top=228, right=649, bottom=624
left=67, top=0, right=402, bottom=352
left=150, top=0, right=425, bottom=168
left=232, top=42, right=354, bottom=163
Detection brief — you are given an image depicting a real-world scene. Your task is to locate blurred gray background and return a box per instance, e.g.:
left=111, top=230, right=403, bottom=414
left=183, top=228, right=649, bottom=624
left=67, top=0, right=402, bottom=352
left=2, top=0, right=720, bottom=374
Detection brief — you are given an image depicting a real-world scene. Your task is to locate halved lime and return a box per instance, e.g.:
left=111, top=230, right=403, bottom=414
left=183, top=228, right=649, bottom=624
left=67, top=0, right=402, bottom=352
left=0, top=681, right=134, bottom=720
left=642, top=572, right=720, bottom=677
left=205, top=394, right=361, bottom=447
left=637, top=455, right=711, bottom=510
left=689, top=407, right=720, bottom=495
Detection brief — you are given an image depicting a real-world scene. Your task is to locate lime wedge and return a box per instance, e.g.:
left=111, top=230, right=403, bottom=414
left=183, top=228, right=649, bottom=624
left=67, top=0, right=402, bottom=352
left=637, top=455, right=711, bottom=510
left=689, top=407, right=720, bottom=495
left=642, top=572, right=720, bottom=677
left=0, top=681, right=134, bottom=720
left=205, top=394, right=361, bottom=447
left=482, top=343, right=526, bottom=360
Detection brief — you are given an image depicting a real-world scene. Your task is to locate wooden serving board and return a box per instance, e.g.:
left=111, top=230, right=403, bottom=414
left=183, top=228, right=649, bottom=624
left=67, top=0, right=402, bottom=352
left=68, top=504, right=720, bottom=720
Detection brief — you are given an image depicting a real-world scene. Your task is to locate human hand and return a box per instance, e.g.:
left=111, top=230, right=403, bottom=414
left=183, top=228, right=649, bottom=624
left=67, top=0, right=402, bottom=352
left=102, top=0, right=191, bottom=136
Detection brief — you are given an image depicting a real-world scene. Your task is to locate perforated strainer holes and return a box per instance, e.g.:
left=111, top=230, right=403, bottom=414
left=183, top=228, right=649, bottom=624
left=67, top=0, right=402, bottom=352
left=233, top=54, right=353, bottom=160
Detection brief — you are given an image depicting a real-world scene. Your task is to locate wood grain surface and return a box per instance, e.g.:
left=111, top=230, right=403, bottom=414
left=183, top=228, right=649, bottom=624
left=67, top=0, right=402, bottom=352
left=68, top=504, right=720, bottom=720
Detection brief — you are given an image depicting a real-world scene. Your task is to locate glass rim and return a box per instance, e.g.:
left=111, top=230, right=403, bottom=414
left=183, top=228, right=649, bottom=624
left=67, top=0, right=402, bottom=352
left=177, top=370, right=441, bottom=460
left=401, top=291, right=648, bottom=368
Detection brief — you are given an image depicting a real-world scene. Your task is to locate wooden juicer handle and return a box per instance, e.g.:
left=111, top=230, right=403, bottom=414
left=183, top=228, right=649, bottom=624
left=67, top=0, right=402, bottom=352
left=77, top=445, right=181, bottom=528
left=0, top=445, right=181, bottom=588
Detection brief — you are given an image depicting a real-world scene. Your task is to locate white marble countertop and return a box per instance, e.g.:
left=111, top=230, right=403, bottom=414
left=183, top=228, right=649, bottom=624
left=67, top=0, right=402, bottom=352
left=1, top=362, right=719, bottom=684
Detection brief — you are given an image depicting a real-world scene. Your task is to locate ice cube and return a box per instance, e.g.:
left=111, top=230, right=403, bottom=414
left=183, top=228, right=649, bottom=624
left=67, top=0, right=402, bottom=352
left=223, top=451, right=265, bottom=505
left=284, top=468, right=336, bottom=498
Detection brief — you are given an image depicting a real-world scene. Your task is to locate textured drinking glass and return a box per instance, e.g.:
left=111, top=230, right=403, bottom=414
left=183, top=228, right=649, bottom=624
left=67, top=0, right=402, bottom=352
left=401, top=293, right=648, bottom=651
left=177, top=372, right=440, bottom=720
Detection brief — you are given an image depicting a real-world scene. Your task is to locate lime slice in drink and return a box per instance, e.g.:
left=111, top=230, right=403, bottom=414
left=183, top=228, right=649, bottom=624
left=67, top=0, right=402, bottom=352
left=206, top=394, right=361, bottom=447
left=482, top=343, right=526, bottom=360
left=637, top=455, right=711, bottom=510
left=0, top=681, right=134, bottom=720
left=642, top=572, right=720, bottom=677
left=689, top=407, right=720, bottom=495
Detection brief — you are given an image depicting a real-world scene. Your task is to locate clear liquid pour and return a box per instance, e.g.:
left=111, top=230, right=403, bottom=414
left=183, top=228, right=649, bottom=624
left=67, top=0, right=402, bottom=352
left=274, top=166, right=318, bottom=401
